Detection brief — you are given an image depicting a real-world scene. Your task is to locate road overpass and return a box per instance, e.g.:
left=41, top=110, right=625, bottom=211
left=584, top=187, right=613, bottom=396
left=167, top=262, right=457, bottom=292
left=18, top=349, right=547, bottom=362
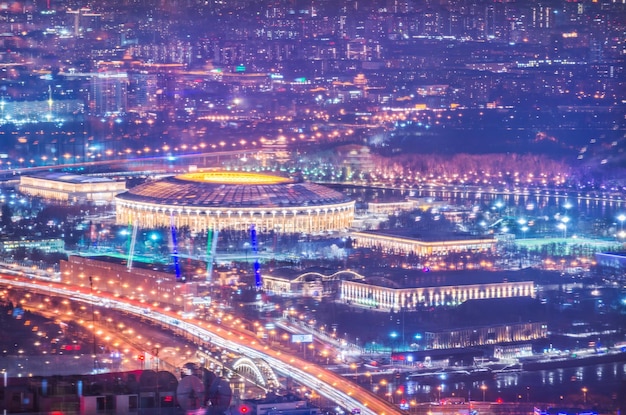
left=0, top=274, right=405, bottom=415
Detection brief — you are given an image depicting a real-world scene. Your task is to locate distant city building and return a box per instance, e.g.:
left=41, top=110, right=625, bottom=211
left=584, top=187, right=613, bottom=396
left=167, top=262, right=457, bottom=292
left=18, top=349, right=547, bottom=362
left=534, top=408, right=598, bottom=415
left=351, top=230, right=496, bottom=256
left=0, top=238, right=64, bottom=253
left=595, top=252, right=626, bottom=276
left=127, top=71, right=160, bottom=113
left=240, top=394, right=319, bottom=415
left=263, top=269, right=363, bottom=299
left=366, top=197, right=447, bottom=215
left=115, top=171, right=355, bottom=233
left=391, top=348, right=484, bottom=367
left=425, top=322, right=547, bottom=350
left=18, top=173, right=126, bottom=204
left=493, top=343, right=534, bottom=359
left=262, top=268, right=534, bottom=311
left=0, top=370, right=224, bottom=415
left=59, top=255, right=198, bottom=310
left=340, top=272, right=535, bottom=311
left=0, top=98, right=83, bottom=123
left=89, top=72, right=129, bottom=116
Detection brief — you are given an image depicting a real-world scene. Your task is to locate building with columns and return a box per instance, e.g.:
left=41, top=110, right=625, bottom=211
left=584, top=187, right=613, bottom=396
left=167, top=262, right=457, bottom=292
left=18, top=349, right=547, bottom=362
left=340, top=275, right=534, bottom=311
left=351, top=230, right=496, bottom=257
left=115, top=171, right=354, bottom=233
left=261, top=267, right=535, bottom=312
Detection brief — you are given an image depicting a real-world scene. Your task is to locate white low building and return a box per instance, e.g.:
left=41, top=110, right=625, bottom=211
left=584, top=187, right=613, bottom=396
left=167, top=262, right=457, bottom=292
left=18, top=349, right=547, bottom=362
left=19, top=173, right=126, bottom=204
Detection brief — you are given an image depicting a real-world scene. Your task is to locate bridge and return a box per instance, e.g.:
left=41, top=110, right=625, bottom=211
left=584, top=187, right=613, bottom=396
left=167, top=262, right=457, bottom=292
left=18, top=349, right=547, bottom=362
left=0, top=275, right=405, bottom=415
left=232, top=357, right=281, bottom=391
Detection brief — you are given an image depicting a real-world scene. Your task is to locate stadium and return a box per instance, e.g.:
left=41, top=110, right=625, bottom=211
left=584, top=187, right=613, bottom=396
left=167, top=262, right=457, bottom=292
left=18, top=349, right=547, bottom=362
left=115, top=170, right=355, bottom=233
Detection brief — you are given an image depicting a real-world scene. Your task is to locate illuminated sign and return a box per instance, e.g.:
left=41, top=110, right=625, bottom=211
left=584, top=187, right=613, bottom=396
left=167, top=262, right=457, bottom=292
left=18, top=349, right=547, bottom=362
left=291, top=334, right=313, bottom=343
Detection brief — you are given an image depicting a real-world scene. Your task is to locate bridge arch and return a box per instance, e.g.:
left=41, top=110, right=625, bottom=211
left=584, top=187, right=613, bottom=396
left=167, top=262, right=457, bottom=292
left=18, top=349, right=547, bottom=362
left=231, top=357, right=281, bottom=390
left=293, top=269, right=366, bottom=283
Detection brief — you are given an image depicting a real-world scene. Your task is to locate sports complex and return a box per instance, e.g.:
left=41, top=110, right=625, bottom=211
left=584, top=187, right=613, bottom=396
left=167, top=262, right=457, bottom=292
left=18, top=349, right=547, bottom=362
left=114, top=170, right=355, bottom=233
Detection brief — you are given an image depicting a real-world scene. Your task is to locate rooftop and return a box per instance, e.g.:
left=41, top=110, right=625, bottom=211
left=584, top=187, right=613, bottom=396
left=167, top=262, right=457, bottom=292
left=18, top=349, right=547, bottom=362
left=116, top=172, right=352, bottom=208
left=356, top=229, right=494, bottom=242
left=26, top=172, right=114, bottom=184
left=361, top=268, right=535, bottom=289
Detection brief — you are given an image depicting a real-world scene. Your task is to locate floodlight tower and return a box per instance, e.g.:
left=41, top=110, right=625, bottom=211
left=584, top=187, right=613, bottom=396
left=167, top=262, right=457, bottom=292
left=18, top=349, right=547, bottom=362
left=250, top=225, right=262, bottom=291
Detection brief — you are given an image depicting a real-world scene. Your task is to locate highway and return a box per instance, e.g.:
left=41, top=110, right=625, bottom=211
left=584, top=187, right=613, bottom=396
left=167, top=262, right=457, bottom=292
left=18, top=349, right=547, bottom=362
left=0, top=274, right=405, bottom=415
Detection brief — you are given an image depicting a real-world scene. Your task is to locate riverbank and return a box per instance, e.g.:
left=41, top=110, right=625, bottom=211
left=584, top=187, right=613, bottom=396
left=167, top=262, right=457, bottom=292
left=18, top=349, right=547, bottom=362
left=520, top=350, right=626, bottom=371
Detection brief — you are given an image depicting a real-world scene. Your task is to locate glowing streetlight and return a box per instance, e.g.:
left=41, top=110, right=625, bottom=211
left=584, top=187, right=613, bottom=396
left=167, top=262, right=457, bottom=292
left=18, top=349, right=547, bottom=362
left=521, top=226, right=529, bottom=239
left=582, top=387, right=588, bottom=404
left=517, top=218, right=529, bottom=239
left=618, top=214, right=626, bottom=231
left=559, top=216, right=569, bottom=239
left=480, top=384, right=487, bottom=402
left=389, top=331, right=398, bottom=351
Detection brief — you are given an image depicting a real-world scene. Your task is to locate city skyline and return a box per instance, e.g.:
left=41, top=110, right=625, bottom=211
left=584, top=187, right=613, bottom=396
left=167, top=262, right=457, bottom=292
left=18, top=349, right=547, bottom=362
left=0, top=1, right=624, bottom=414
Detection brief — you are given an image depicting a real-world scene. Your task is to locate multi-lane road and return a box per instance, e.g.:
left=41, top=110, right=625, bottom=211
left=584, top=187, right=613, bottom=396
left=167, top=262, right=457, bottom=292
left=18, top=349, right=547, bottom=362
left=0, top=274, right=405, bottom=415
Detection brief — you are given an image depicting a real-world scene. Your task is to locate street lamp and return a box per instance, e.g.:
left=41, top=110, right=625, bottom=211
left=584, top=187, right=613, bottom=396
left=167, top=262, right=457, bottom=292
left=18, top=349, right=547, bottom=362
left=154, top=345, right=161, bottom=413
left=618, top=214, right=626, bottom=231
left=521, top=226, right=529, bottom=239
left=558, top=222, right=567, bottom=239
left=582, top=387, right=588, bottom=405
left=390, top=331, right=398, bottom=351
left=480, top=385, right=487, bottom=402
left=89, top=276, right=98, bottom=373
left=396, top=389, right=404, bottom=404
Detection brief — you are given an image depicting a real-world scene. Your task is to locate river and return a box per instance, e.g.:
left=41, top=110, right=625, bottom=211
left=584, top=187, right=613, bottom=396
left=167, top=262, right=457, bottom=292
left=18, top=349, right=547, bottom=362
left=363, top=361, right=624, bottom=406
left=338, top=185, right=626, bottom=222
left=338, top=183, right=626, bottom=405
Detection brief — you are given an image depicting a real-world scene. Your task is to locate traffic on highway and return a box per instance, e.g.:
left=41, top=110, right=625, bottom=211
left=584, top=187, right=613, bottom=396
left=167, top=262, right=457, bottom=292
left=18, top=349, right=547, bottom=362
left=0, top=272, right=405, bottom=415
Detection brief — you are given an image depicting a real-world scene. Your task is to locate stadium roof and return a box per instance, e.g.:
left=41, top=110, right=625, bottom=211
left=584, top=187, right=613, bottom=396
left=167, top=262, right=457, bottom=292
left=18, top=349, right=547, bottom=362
left=116, top=171, right=352, bottom=209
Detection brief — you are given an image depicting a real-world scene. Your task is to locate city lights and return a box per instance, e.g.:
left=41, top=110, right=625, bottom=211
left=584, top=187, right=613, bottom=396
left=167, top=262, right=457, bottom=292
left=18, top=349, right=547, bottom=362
left=0, top=0, right=623, bottom=413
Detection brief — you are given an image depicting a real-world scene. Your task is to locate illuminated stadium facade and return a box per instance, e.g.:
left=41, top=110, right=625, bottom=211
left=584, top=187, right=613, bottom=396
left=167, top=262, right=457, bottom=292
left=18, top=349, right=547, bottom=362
left=115, top=171, right=355, bottom=233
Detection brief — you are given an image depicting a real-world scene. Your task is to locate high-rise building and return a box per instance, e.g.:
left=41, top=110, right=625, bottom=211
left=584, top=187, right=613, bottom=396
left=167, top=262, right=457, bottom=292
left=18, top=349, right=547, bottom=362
left=89, top=73, right=128, bottom=117
left=128, top=72, right=159, bottom=113
left=530, top=4, right=554, bottom=29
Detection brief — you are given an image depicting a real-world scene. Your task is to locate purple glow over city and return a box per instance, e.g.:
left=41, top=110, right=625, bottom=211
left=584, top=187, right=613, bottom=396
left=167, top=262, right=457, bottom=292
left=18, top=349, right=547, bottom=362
left=0, top=1, right=624, bottom=415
